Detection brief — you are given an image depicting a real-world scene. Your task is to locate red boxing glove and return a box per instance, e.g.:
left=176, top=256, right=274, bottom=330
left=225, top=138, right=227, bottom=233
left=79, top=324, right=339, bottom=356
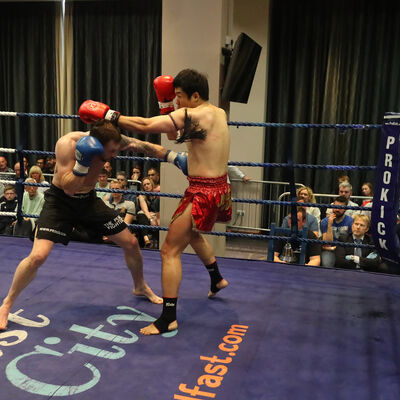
left=153, top=75, right=175, bottom=114
left=79, top=100, right=120, bottom=124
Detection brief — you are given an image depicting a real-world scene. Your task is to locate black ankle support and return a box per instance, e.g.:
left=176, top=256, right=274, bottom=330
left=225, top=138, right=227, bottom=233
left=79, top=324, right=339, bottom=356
left=153, top=297, right=177, bottom=333
left=205, top=261, right=224, bottom=293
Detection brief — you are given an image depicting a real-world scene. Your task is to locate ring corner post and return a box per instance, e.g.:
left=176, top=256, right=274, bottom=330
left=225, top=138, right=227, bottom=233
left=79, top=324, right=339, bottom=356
left=371, top=112, right=400, bottom=265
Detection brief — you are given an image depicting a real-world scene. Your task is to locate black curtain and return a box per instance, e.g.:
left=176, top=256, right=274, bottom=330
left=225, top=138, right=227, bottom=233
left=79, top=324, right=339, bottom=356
left=0, top=2, right=58, bottom=167
left=71, top=0, right=162, bottom=177
left=264, top=0, right=400, bottom=196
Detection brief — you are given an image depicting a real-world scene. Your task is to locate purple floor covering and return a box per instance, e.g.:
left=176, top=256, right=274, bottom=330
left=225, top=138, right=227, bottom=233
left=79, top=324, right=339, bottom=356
left=1, top=236, right=400, bottom=400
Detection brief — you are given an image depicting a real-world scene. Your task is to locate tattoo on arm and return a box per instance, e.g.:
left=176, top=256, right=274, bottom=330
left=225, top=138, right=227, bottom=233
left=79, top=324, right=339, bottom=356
left=120, top=134, right=132, bottom=148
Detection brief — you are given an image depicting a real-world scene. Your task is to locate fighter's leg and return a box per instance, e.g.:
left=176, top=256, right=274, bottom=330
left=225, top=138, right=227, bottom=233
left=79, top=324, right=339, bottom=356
left=189, top=232, right=228, bottom=297
left=140, top=203, right=194, bottom=335
left=0, top=237, right=54, bottom=330
left=108, top=227, right=162, bottom=304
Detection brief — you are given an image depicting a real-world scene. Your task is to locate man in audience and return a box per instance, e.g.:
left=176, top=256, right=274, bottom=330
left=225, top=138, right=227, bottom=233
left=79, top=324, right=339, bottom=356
left=104, top=161, right=113, bottom=178
left=281, top=200, right=319, bottom=237
left=13, top=162, right=27, bottom=179
left=0, top=185, right=18, bottom=234
left=147, top=167, right=160, bottom=192
left=43, top=156, right=56, bottom=174
left=0, top=156, right=14, bottom=198
left=320, top=195, right=353, bottom=267
left=95, top=168, right=110, bottom=200
left=36, top=158, right=45, bottom=171
left=327, top=182, right=358, bottom=218
left=335, top=214, right=381, bottom=270
left=274, top=208, right=321, bottom=266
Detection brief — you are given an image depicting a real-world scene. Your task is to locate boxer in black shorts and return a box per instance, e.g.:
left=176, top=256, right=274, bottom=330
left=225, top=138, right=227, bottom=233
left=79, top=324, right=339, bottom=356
left=0, top=120, right=161, bottom=331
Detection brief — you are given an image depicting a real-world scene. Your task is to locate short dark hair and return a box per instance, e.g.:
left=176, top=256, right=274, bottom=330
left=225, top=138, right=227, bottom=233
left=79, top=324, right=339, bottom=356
left=90, top=120, right=121, bottom=146
left=173, top=69, right=209, bottom=100
left=335, top=195, right=348, bottom=204
left=99, top=168, right=108, bottom=175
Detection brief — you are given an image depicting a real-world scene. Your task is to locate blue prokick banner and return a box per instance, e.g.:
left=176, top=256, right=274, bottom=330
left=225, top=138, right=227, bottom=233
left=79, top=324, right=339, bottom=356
left=371, top=113, right=400, bottom=265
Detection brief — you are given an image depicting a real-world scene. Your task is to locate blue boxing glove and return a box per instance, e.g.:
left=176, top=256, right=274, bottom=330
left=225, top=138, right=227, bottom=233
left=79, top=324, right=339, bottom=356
left=164, top=150, right=188, bottom=176
left=73, top=136, right=104, bottom=176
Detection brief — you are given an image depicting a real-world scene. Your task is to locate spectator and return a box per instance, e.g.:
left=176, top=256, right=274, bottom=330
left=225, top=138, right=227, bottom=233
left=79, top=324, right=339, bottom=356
left=36, top=158, right=45, bottom=170
left=281, top=200, right=319, bottom=237
left=95, top=168, right=110, bottom=200
left=131, top=165, right=142, bottom=182
left=101, top=180, right=137, bottom=245
left=130, top=165, right=143, bottom=191
left=327, top=181, right=359, bottom=218
left=227, top=165, right=252, bottom=184
left=13, top=161, right=27, bottom=178
left=147, top=167, right=160, bottom=192
left=23, top=157, right=29, bottom=172
left=274, top=208, right=321, bottom=266
left=116, top=171, right=137, bottom=202
left=136, top=176, right=160, bottom=248
left=320, top=195, right=353, bottom=267
left=104, top=161, right=113, bottom=178
left=12, top=178, right=44, bottom=237
left=296, top=186, right=321, bottom=224
left=28, top=165, right=49, bottom=194
left=361, top=182, right=373, bottom=207
left=43, top=156, right=56, bottom=174
left=0, top=156, right=14, bottom=198
left=338, top=174, right=350, bottom=186
left=335, top=214, right=381, bottom=271
left=0, top=185, right=18, bottom=234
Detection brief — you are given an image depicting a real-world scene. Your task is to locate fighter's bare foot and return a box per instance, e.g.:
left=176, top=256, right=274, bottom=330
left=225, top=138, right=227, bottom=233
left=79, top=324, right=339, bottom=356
left=140, top=320, right=178, bottom=335
left=208, top=278, right=229, bottom=298
left=0, top=304, right=11, bottom=330
left=133, top=286, right=163, bottom=304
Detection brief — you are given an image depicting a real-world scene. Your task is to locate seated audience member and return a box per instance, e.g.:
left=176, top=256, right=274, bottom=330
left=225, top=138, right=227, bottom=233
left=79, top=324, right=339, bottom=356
left=95, top=168, right=110, bottom=200
left=320, top=195, right=353, bottom=267
left=136, top=176, right=160, bottom=248
left=43, top=156, right=56, bottom=174
left=338, top=174, right=350, bottom=186
left=326, top=182, right=359, bottom=218
left=360, top=182, right=373, bottom=217
left=104, top=161, right=113, bottom=178
left=130, top=165, right=143, bottom=191
left=274, top=208, right=321, bottom=266
left=281, top=201, right=319, bottom=237
left=12, top=178, right=44, bottom=237
left=13, top=161, right=27, bottom=178
left=116, top=171, right=137, bottom=202
left=28, top=165, right=49, bottom=194
left=296, top=186, right=321, bottom=225
left=0, top=156, right=14, bottom=198
left=0, top=185, right=18, bottom=234
left=36, top=157, right=45, bottom=170
left=131, top=165, right=142, bottom=182
left=335, top=214, right=381, bottom=271
left=147, top=167, right=160, bottom=192
left=227, top=165, right=252, bottom=184
left=106, top=179, right=136, bottom=222
left=361, top=182, right=373, bottom=206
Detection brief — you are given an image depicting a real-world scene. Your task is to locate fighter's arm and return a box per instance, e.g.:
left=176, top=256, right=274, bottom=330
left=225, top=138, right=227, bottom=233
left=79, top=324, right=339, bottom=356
left=119, top=135, right=168, bottom=159
left=118, top=108, right=185, bottom=135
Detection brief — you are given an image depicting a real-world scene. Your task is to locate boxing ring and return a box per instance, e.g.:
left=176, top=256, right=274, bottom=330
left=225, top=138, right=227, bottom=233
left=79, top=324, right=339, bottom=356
left=0, top=111, right=400, bottom=399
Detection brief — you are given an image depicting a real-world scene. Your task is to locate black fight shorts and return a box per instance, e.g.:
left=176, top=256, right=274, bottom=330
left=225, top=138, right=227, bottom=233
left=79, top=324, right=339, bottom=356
left=36, top=185, right=127, bottom=245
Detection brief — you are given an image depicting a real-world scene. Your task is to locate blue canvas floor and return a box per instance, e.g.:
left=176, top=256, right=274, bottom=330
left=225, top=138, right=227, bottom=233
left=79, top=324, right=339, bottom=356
left=1, top=236, right=400, bottom=400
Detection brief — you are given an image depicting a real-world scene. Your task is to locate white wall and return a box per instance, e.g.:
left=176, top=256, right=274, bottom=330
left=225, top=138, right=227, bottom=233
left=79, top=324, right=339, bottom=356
left=160, top=0, right=270, bottom=255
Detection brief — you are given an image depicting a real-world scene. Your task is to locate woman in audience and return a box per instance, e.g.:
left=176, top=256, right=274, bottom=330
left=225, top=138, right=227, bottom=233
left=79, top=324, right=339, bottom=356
left=296, top=186, right=321, bottom=225
left=28, top=165, right=49, bottom=194
left=136, top=176, right=160, bottom=248
left=361, top=182, right=373, bottom=206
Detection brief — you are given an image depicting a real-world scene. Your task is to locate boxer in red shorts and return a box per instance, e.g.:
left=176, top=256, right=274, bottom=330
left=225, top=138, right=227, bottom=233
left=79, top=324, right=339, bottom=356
left=79, top=69, right=231, bottom=335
